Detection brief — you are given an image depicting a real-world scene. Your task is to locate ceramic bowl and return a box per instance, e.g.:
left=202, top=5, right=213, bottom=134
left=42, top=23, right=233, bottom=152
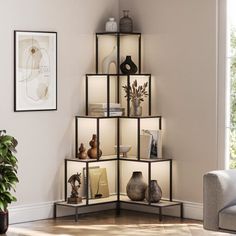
left=114, top=145, right=132, bottom=157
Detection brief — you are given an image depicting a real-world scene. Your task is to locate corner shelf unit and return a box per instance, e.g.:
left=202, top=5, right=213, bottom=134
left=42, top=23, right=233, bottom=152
left=54, top=32, right=183, bottom=221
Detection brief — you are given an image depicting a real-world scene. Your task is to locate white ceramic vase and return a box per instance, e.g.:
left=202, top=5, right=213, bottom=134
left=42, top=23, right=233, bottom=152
left=102, top=46, right=117, bottom=74
left=105, top=18, right=117, bottom=32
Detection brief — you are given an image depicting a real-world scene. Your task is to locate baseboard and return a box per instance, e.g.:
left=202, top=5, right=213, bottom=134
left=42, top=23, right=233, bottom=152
left=182, top=201, right=203, bottom=220
left=9, top=200, right=203, bottom=224
left=9, top=201, right=54, bottom=224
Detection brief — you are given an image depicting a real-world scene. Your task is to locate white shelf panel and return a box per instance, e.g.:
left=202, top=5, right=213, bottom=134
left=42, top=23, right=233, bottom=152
left=56, top=195, right=118, bottom=207
left=89, top=194, right=118, bottom=204
left=120, top=195, right=181, bottom=207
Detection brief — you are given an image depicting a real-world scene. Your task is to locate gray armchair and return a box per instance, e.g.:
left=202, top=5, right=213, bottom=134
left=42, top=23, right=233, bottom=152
left=203, top=170, right=236, bottom=232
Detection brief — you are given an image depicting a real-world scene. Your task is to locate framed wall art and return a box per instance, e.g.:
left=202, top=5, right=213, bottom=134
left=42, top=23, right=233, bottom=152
left=14, top=31, right=57, bottom=111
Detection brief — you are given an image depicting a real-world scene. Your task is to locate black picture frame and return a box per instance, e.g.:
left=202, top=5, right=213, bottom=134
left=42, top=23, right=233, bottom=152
left=14, top=30, right=57, bottom=112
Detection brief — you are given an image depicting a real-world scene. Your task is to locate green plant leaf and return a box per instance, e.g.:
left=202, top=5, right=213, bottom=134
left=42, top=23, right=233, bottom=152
left=0, top=131, right=18, bottom=208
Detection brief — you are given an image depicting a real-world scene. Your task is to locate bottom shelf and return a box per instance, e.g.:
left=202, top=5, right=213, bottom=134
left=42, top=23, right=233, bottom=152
left=120, top=195, right=181, bottom=207
left=54, top=194, right=183, bottom=222
left=55, top=194, right=118, bottom=207
left=55, top=194, right=181, bottom=208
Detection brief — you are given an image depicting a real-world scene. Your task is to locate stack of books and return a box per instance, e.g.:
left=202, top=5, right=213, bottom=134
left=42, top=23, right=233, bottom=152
left=88, top=103, right=125, bottom=117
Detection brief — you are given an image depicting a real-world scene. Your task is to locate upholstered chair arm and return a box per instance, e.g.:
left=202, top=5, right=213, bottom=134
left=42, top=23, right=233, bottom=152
left=203, top=170, right=236, bottom=230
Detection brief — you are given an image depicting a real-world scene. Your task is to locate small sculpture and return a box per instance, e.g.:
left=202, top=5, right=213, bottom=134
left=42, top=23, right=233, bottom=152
left=78, top=143, right=87, bottom=159
left=87, top=134, right=102, bottom=159
left=102, top=46, right=117, bottom=73
left=67, top=173, right=82, bottom=204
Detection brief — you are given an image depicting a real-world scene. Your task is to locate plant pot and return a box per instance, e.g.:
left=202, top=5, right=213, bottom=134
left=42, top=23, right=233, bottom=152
left=0, top=210, right=8, bottom=234
left=126, top=171, right=147, bottom=201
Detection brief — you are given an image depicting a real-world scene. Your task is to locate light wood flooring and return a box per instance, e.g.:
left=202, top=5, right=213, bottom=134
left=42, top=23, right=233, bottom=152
left=6, top=210, right=235, bottom=236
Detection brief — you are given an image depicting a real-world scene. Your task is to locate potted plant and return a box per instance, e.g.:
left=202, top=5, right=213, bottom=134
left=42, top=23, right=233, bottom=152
left=123, top=79, right=148, bottom=116
left=0, top=130, right=18, bottom=234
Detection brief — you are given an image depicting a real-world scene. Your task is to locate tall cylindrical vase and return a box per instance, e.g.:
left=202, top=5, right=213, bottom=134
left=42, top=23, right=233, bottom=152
left=130, top=99, right=142, bottom=117
left=126, top=171, right=147, bottom=201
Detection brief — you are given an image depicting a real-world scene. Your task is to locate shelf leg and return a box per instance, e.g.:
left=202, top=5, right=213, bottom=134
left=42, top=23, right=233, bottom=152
left=159, top=207, right=162, bottom=221
left=180, top=202, right=184, bottom=219
left=116, top=202, right=120, bottom=216
left=53, top=203, right=57, bottom=219
left=75, top=207, right=78, bottom=222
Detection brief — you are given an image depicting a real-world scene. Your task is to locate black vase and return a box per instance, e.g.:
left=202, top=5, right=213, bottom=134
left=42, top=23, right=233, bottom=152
left=0, top=211, right=8, bottom=234
left=120, top=56, right=138, bottom=75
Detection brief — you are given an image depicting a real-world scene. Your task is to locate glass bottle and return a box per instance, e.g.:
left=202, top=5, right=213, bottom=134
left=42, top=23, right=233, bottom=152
left=119, top=10, right=133, bottom=33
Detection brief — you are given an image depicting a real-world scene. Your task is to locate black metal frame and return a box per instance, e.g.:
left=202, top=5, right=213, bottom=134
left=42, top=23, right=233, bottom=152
left=95, top=32, right=141, bottom=74
left=55, top=156, right=180, bottom=221
left=54, top=31, right=183, bottom=222
left=85, top=74, right=152, bottom=117
left=14, top=30, right=57, bottom=112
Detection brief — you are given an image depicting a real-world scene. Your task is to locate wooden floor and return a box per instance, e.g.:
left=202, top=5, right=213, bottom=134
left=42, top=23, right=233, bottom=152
left=7, top=210, right=235, bottom=236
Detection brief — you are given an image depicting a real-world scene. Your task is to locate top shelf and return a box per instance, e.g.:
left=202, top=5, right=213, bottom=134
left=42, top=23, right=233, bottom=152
left=96, top=32, right=141, bottom=36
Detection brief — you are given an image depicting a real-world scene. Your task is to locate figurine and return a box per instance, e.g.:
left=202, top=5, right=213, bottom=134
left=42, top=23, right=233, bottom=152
left=67, top=172, right=82, bottom=204
left=87, top=134, right=102, bottom=159
left=78, top=143, right=87, bottom=159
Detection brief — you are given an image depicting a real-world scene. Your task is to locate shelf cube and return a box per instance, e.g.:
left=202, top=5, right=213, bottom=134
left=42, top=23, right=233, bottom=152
left=96, top=32, right=141, bottom=74
left=86, top=74, right=152, bottom=117
left=75, top=116, right=118, bottom=160
left=119, top=116, right=162, bottom=160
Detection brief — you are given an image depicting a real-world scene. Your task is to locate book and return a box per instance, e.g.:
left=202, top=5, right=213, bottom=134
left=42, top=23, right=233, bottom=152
left=142, top=130, right=162, bottom=158
left=83, top=166, right=99, bottom=198
left=89, top=103, right=121, bottom=109
left=89, top=107, right=125, bottom=112
left=140, top=134, right=152, bottom=159
left=89, top=168, right=109, bottom=198
left=89, top=111, right=123, bottom=117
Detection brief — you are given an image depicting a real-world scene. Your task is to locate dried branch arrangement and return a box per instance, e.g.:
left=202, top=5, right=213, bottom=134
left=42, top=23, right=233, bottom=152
left=123, top=79, right=148, bottom=102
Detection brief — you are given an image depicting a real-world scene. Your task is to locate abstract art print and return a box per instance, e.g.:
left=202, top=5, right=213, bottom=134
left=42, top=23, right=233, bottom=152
left=14, top=31, right=57, bottom=111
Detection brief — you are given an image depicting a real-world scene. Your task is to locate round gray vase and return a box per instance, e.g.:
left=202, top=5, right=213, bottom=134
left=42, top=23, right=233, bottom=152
left=145, top=180, right=162, bottom=203
left=126, top=171, right=147, bottom=201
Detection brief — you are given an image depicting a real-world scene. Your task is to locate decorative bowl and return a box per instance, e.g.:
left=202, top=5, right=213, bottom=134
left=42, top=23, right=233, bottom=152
left=114, top=145, right=132, bottom=157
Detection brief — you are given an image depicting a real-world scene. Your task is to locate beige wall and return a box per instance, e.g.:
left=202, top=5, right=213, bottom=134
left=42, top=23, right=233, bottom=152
left=0, top=0, right=219, bottom=222
left=119, top=0, right=218, bottom=203
left=0, top=0, right=119, bottom=206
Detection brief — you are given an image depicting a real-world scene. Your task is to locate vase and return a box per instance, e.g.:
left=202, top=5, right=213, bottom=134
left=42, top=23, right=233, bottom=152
left=145, top=180, right=162, bottom=203
left=120, top=56, right=137, bottom=75
left=130, top=99, right=142, bottom=116
left=102, top=46, right=117, bottom=73
left=78, top=143, right=87, bottom=159
left=119, top=10, right=133, bottom=33
left=105, top=17, right=117, bottom=32
left=0, top=210, right=8, bottom=234
left=87, top=134, right=102, bottom=159
left=126, top=171, right=147, bottom=201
